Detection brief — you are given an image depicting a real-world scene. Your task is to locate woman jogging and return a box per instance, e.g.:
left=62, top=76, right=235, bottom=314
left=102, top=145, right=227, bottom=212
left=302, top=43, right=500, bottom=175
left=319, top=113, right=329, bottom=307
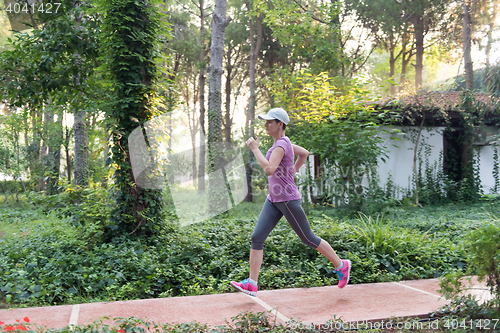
left=230, top=108, right=351, bottom=297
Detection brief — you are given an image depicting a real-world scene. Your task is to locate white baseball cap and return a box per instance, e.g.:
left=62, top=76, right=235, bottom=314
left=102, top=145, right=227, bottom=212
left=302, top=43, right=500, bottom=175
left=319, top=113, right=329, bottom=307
left=258, top=108, right=290, bottom=125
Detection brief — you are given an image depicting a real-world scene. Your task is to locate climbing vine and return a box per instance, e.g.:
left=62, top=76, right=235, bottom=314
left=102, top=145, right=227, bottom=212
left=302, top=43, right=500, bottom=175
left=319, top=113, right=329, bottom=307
left=493, top=146, right=499, bottom=194
left=97, top=0, right=171, bottom=237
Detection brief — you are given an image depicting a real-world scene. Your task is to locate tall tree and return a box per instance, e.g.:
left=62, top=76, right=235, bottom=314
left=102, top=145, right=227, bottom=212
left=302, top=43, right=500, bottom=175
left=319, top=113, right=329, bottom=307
left=463, top=0, right=475, bottom=90
left=39, top=104, right=54, bottom=191
left=99, top=0, right=170, bottom=236
left=244, top=0, right=262, bottom=202
left=483, top=0, right=500, bottom=67
left=407, top=0, right=452, bottom=89
left=207, top=0, right=231, bottom=211
left=223, top=17, right=248, bottom=148
left=343, top=0, right=410, bottom=95
left=413, top=9, right=424, bottom=88
left=197, top=0, right=209, bottom=194
left=257, top=0, right=375, bottom=77
left=0, top=1, right=100, bottom=190
left=399, top=30, right=415, bottom=92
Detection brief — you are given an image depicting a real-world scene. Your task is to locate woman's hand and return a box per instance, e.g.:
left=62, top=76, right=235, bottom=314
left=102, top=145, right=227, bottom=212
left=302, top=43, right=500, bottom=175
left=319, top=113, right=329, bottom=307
left=246, top=137, right=260, bottom=152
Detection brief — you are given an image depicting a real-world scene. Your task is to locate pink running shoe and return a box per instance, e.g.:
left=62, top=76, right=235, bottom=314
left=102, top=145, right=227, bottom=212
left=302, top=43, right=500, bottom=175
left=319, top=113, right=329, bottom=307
left=335, top=259, right=351, bottom=288
left=230, top=278, right=258, bottom=297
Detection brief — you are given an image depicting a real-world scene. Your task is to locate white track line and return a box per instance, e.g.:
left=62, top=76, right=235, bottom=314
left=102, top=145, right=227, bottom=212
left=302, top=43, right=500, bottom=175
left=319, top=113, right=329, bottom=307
left=68, top=304, right=80, bottom=327
left=245, top=294, right=291, bottom=323
left=393, top=282, right=442, bottom=299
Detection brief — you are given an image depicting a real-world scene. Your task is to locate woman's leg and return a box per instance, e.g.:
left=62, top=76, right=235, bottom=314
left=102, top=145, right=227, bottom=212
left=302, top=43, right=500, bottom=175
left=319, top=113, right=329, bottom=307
left=249, top=199, right=283, bottom=282
left=230, top=199, right=283, bottom=296
left=269, top=199, right=351, bottom=288
left=316, top=239, right=342, bottom=268
left=249, top=249, right=263, bottom=281
left=276, top=200, right=341, bottom=267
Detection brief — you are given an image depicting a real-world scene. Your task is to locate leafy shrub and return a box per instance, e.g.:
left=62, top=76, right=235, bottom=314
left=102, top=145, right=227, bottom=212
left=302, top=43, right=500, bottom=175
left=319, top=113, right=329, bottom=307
left=28, top=185, right=114, bottom=245
left=438, top=219, right=500, bottom=322
left=467, top=221, right=500, bottom=297
left=349, top=213, right=466, bottom=279
left=0, top=180, right=31, bottom=194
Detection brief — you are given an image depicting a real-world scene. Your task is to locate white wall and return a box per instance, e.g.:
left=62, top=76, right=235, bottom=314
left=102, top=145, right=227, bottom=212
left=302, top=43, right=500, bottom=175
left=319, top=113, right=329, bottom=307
left=477, top=126, right=499, bottom=193
left=377, top=126, right=444, bottom=197
left=299, top=125, right=499, bottom=202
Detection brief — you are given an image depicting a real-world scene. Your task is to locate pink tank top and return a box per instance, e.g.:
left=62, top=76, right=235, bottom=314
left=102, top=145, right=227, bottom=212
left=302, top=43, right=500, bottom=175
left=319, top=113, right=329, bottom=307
left=266, top=136, right=301, bottom=203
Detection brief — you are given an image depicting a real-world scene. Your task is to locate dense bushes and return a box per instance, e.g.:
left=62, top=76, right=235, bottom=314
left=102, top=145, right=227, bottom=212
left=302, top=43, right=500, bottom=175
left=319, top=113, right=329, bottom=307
left=0, top=194, right=472, bottom=307
left=438, top=218, right=500, bottom=320
left=28, top=185, right=114, bottom=245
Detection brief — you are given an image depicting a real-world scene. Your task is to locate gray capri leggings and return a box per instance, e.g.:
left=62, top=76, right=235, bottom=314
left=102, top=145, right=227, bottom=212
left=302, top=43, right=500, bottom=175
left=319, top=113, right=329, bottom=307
left=251, top=199, right=322, bottom=250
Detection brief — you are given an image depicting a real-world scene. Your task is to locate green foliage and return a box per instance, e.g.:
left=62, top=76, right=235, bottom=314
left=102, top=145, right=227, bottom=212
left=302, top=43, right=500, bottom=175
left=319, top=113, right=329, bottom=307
left=28, top=184, right=114, bottom=246
left=0, top=200, right=473, bottom=307
left=256, top=0, right=345, bottom=75
left=0, top=181, right=31, bottom=194
left=0, top=1, right=101, bottom=108
left=0, top=111, right=28, bottom=187
left=438, top=216, right=500, bottom=321
left=407, top=146, right=457, bottom=205
left=268, top=70, right=398, bottom=207
left=467, top=222, right=500, bottom=297
left=453, top=61, right=500, bottom=95
left=349, top=213, right=464, bottom=279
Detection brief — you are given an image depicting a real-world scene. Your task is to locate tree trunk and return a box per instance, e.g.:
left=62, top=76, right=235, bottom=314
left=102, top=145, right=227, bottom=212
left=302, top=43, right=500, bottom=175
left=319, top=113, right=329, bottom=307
left=40, top=105, right=54, bottom=193
left=189, top=76, right=199, bottom=187
left=74, top=108, right=89, bottom=187
left=29, top=109, right=42, bottom=190
left=198, top=0, right=207, bottom=194
left=72, top=1, right=89, bottom=188
left=38, top=149, right=47, bottom=192
left=225, top=61, right=233, bottom=149
left=244, top=0, right=262, bottom=202
left=399, top=32, right=412, bottom=92
left=414, top=14, right=424, bottom=89
left=388, top=31, right=396, bottom=96
left=485, top=1, right=498, bottom=66
left=207, top=0, right=231, bottom=212
left=463, top=0, right=474, bottom=91
left=48, top=110, right=64, bottom=194
left=485, top=0, right=498, bottom=91
left=64, top=126, right=72, bottom=185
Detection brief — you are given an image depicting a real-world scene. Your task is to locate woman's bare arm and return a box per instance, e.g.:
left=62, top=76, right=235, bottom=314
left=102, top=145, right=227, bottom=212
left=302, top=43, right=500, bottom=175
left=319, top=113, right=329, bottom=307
left=247, top=137, right=285, bottom=176
left=292, top=144, right=309, bottom=174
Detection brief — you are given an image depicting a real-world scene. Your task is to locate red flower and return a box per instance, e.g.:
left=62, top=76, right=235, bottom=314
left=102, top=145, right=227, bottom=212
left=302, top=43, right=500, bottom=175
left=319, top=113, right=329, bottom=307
left=4, top=326, right=15, bottom=332
left=0, top=322, right=4, bottom=325
left=15, top=326, right=27, bottom=331
left=23, top=318, right=29, bottom=323
left=118, top=330, right=124, bottom=333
